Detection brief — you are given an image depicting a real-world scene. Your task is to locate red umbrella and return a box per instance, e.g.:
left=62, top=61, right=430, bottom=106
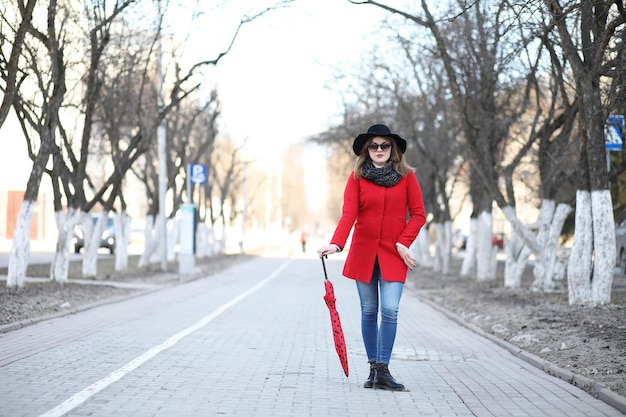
left=321, top=256, right=349, bottom=377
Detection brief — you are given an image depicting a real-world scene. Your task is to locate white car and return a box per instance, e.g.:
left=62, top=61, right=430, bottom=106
left=616, top=220, right=626, bottom=274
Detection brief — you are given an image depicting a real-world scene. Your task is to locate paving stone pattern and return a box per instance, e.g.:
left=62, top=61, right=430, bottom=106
left=0, top=255, right=623, bottom=417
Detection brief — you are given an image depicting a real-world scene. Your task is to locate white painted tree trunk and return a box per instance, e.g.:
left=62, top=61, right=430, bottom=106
left=114, top=211, right=131, bottom=271
left=6, top=200, right=36, bottom=288
left=210, top=225, right=219, bottom=255
left=206, top=225, right=218, bottom=256
left=434, top=221, right=452, bottom=274
left=219, top=227, right=228, bottom=254
left=531, top=200, right=556, bottom=291
left=590, top=191, right=615, bottom=305
left=490, top=244, right=498, bottom=279
left=568, top=191, right=594, bottom=304
left=500, top=202, right=572, bottom=292
left=139, top=215, right=159, bottom=268
left=503, top=228, right=531, bottom=288
left=433, top=223, right=443, bottom=272
left=460, top=218, right=478, bottom=277
left=82, top=211, right=108, bottom=277
left=168, top=218, right=178, bottom=262
left=414, top=229, right=433, bottom=268
left=531, top=201, right=573, bottom=292
left=196, top=223, right=210, bottom=258
left=50, top=209, right=81, bottom=282
left=476, top=211, right=495, bottom=281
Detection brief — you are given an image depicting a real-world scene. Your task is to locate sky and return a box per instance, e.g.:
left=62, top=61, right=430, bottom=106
left=176, top=0, right=384, bottom=154
left=171, top=0, right=388, bottom=213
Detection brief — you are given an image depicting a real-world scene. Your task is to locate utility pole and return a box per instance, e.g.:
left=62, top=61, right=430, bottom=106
left=241, top=161, right=247, bottom=253
left=156, top=0, right=168, bottom=271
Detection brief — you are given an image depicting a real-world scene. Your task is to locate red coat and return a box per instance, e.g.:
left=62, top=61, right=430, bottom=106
left=330, top=171, right=426, bottom=283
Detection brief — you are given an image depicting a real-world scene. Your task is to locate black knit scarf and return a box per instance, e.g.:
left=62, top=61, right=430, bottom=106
left=362, top=160, right=401, bottom=187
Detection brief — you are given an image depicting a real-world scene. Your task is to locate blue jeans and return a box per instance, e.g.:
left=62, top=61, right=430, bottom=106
left=355, top=258, right=404, bottom=364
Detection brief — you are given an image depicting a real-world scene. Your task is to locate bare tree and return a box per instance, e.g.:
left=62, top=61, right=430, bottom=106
left=0, top=0, right=37, bottom=127
left=129, top=2, right=295, bottom=266
left=390, top=36, right=465, bottom=274
left=281, top=143, right=309, bottom=235
left=207, top=136, right=247, bottom=253
left=349, top=0, right=523, bottom=280
left=2, top=0, right=152, bottom=286
left=347, top=1, right=587, bottom=295
left=542, top=0, right=626, bottom=305
left=4, top=0, right=77, bottom=287
left=2, top=0, right=298, bottom=288
left=46, top=0, right=139, bottom=281
left=133, top=88, right=220, bottom=265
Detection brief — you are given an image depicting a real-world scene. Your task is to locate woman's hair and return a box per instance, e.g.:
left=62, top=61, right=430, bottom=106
left=354, top=137, right=414, bottom=179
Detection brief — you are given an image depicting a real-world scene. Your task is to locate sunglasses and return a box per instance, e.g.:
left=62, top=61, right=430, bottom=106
left=367, top=142, right=392, bottom=151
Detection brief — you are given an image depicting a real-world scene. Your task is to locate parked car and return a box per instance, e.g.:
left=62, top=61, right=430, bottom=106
left=73, top=215, right=116, bottom=254
left=615, top=220, right=626, bottom=274
left=453, top=232, right=504, bottom=250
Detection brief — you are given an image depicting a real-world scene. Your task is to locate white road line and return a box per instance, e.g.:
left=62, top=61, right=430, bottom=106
left=39, top=259, right=293, bottom=417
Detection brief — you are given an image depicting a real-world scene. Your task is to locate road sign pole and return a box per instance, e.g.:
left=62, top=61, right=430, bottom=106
left=186, top=164, right=192, bottom=205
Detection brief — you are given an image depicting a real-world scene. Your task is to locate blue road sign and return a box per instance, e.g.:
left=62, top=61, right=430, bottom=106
left=189, top=164, right=207, bottom=184
left=606, top=115, right=624, bottom=151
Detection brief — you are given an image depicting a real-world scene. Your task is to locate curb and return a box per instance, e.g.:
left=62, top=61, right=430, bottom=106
left=0, top=255, right=253, bottom=334
left=418, top=296, right=626, bottom=415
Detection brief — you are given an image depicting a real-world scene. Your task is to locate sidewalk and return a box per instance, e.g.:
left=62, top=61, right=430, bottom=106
left=0, top=255, right=624, bottom=417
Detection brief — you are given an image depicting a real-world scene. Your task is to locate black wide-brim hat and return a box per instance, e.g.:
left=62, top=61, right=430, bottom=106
left=352, top=124, right=407, bottom=155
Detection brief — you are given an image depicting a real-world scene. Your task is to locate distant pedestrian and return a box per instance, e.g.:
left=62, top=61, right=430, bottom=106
left=300, top=230, right=308, bottom=253
left=318, top=124, right=426, bottom=391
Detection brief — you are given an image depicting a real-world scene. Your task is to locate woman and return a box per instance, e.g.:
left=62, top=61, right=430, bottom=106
left=318, top=124, right=426, bottom=391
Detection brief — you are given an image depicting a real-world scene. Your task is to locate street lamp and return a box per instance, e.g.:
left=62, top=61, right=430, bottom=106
left=156, top=0, right=167, bottom=271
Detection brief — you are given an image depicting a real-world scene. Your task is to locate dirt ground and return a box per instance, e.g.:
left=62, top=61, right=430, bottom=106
left=0, top=252, right=624, bottom=402
left=406, top=257, right=626, bottom=402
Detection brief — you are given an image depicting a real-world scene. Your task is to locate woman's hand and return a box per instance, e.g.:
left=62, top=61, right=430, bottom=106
left=396, top=243, right=416, bottom=270
left=317, top=244, right=340, bottom=258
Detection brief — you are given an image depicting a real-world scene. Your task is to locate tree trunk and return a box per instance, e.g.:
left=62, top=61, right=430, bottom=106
left=566, top=191, right=615, bottom=306
left=82, top=212, right=106, bottom=278
left=168, top=218, right=177, bottom=262
left=432, top=227, right=441, bottom=273
left=6, top=200, right=36, bottom=288
left=503, top=228, right=531, bottom=288
left=568, top=190, right=594, bottom=304
left=590, top=190, right=615, bottom=305
left=434, top=221, right=452, bottom=274
left=114, top=211, right=131, bottom=271
left=50, top=209, right=81, bottom=282
left=414, top=229, right=433, bottom=268
left=6, top=139, right=51, bottom=288
left=139, top=215, right=159, bottom=268
left=208, top=225, right=218, bottom=256
left=531, top=200, right=573, bottom=292
left=476, top=210, right=495, bottom=281
left=460, top=218, right=477, bottom=277
left=196, top=223, right=209, bottom=258
left=532, top=200, right=557, bottom=291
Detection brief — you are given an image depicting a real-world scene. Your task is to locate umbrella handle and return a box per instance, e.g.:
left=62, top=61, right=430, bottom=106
left=321, top=255, right=329, bottom=281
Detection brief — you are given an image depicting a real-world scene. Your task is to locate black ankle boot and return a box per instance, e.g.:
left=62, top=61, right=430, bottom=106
left=363, top=361, right=377, bottom=388
left=373, top=363, right=405, bottom=391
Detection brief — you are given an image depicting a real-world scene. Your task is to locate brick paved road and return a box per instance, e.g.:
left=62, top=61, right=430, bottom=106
left=0, top=255, right=624, bottom=417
